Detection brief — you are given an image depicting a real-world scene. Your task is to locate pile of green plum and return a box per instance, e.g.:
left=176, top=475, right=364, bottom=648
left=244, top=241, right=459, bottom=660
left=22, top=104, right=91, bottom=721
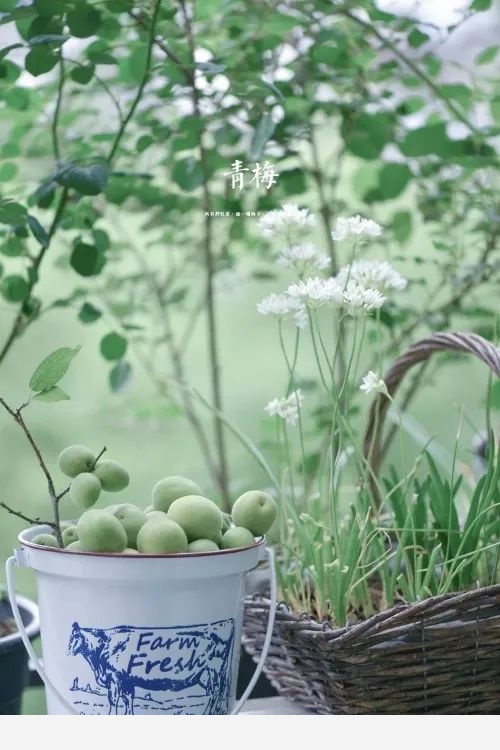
left=32, top=450, right=277, bottom=555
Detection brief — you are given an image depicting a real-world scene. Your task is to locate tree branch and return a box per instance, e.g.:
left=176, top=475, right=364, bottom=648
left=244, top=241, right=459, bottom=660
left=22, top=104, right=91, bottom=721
left=0, top=501, right=54, bottom=528
left=107, top=0, right=162, bottom=164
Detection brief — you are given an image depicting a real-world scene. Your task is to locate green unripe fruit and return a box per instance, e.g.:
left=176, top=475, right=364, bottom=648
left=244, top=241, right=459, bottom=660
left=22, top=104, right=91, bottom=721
left=231, top=490, right=277, bottom=536
left=221, top=527, right=255, bottom=549
left=77, top=509, right=127, bottom=553
left=146, top=510, right=169, bottom=521
left=70, top=472, right=102, bottom=509
left=167, top=495, right=222, bottom=542
left=153, top=476, right=202, bottom=513
left=60, top=520, right=75, bottom=531
left=221, top=512, right=232, bottom=534
left=58, top=445, right=96, bottom=478
left=94, top=459, right=130, bottom=492
left=144, top=505, right=154, bottom=514
left=112, top=504, right=147, bottom=548
left=211, top=531, right=223, bottom=546
left=122, top=548, right=140, bottom=555
left=66, top=541, right=83, bottom=551
left=32, top=533, right=59, bottom=548
left=136, top=519, right=188, bottom=554
left=187, top=539, right=219, bottom=553
left=62, top=525, right=79, bottom=547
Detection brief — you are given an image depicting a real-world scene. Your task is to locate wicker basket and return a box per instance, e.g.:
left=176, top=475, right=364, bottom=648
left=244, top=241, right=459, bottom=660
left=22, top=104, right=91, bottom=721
left=243, top=332, right=500, bottom=714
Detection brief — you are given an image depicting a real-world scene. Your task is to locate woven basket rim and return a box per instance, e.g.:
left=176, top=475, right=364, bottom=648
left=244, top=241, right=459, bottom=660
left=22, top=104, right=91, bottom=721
left=246, top=581, right=500, bottom=643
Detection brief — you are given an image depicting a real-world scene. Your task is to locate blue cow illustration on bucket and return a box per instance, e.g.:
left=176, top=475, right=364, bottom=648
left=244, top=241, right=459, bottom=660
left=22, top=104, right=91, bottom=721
left=67, top=619, right=235, bottom=715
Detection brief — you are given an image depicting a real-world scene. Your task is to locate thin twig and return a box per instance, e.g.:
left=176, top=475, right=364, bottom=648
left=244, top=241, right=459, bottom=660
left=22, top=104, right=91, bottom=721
left=91, top=445, right=107, bottom=470
left=107, top=0, right=162, bottom=164
left=0, top=501, right=54, bottom=528
left=0, top=398, right=62, bottom=545
left=51, top=54, right=65, bottom=163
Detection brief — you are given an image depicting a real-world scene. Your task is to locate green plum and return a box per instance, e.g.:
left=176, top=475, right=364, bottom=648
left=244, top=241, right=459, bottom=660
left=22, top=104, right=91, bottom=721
left=62, top=525, right=79, bottom=547
left=60, top=520, right=75, bottom=531
left=167, top=495, right=222, bottom=542
left=146, top=510, right=169, bottom=521
left=231, top=490, right=277, bottom=536
left=94, top=459, right=130, bottom=492
left=66, top=541, right=83, bottom=551
left=70, top=472, right=102, bottom=509
left=144, top=505, right=154, bottom=514
left=112, top=503, right=147, bottom=547
left=77, top=509, right=127, bottom=553
left=32, top=533, right=59, bottom=548
left=221, top=512, right=232, bottom=534
left=122, top=548, right=140, bottom=555
left=187, top=539, right=219, bottom=553
left=152, top=476, right=202, bottom=513
left=58, top=445, right=96, bottom=478
left=221, top=527, right=255, bottom=549
left=211, top=530, right=223, bottom=546
left=136, top=518, right=188, bottom=554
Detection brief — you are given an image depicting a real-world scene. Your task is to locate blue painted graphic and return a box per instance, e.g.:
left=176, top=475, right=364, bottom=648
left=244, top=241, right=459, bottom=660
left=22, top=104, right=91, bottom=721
left=67, top=619, right=235, bottom=715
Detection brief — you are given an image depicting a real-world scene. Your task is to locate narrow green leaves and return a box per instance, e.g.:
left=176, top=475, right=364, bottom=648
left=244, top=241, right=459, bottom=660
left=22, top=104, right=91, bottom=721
left=249, top=113, right=275, bottom=160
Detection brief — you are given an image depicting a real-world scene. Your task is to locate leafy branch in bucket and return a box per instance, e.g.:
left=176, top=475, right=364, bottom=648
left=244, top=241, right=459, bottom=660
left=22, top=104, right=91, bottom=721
left=0, top=346, right=104, bottom=546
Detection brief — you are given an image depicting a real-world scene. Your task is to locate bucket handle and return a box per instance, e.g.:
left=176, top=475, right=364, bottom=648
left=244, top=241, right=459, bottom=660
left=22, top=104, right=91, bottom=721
left=231, top=545, right=276, bottom=715
left=5, top=554, right=77, bottom=714
left=6, top=545, right=277, bottom=716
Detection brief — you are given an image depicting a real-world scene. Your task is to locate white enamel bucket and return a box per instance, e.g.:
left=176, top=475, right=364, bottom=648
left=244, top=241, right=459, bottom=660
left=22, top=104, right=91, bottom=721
left=6, top=525, right=276, bottom=715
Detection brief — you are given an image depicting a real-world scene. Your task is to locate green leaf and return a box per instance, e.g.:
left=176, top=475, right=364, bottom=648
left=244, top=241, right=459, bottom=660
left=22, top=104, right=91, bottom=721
left=0, top=43, right=24, bottom=61
left=400, top=123, right=464, bottom=158
left=470, top=0, right=492, bottom=9
left=476, top=45, right=499, bottom=65
left=25, top=45, right=58, bottom=76
left=78, top=301, right=101, bottom=323
left=100, top=332, right=127, bottom=361
left=378, top=163, right=412, bottom=200
left=392, top=210, right=412, bottom=244
left=29, top=345, right=81, bottom=392
left=29, top=33, right=68, bottom=45
left=70, top=242, right=105, bottom=277
left=408, top=29, right=429, bottom=48
left=27, top=214, right=49, bottom=247
left=1, top=274, right=27, bottom=302
left=0, top=199, right=27, bottom=225
left=171, top=157, right=204, bottom=192
left=56, top=162, right=109, bottom=195
left=249, top=113, right=275, bottom=161
left=66, top=4, right=101, bottom=38
left=33, top=386, right=70, bottom=402
left=342, top=113, right=392, bottom=160
left=0, top=162, right=17, bottom=181
left=70, top=63, right=94, bottom=84
left=109, top=360, right=132, bottom=393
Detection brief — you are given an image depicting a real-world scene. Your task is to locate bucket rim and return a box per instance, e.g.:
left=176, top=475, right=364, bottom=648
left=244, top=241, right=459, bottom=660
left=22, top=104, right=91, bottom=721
left=19, top=525, right=265, bottom=560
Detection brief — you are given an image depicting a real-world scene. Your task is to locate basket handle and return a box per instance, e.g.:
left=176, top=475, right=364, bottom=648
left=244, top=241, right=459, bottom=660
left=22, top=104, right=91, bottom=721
left=363, top=331, right=500, bottom=503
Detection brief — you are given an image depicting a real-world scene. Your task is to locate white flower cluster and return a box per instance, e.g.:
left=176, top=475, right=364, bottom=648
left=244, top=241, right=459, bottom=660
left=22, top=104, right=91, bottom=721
left=257, top=292, right=308, bottom=329
left=265, top=389, right=304, bottom=426
left=335, top=260, right=407, bottom=294
left=331, top=215, right=383, bottom=242
left=360, top=371, right=388, bottom=396
left=258, top=203, right=316, bottom=240
left=288, top=277, right=343, bottom=308
left=277, top=243, right=330, bottom=274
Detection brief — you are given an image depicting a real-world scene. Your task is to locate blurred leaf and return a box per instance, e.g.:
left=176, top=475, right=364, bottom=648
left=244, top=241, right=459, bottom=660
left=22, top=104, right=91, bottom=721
left=66, top=4, right=101, bottom=38
left=490, top=381, right=500, bottom=410
left=392, top=210, right=413, bottom=244
left=1, top=274, right=27, bottom=301
left=29, top=345, right=81, bottom=392
left=0, top=162, right=17, bottom=181
left=70, top=242, right=105, bottom=277
left=33, top=386, right=70, bottom=402
left=172, top=157, right=203, bottom=192
left=56, top=162, right=109, bottom=196
left=342, top=113, right=391, bottom=160
left=470, top=0, right=492, bottom=9
left=100, top=332, right=127, bottom=361
left=476, top=45, right=499, bottom=64
left=70, top=63, right=94, bottom=84
left=0, top=199, right=27, bottom=225
left=27, top=214, right=49, bottom=247
left=378, top=163, right=412, bottom=199
left=25, top=45, right=58, bottom=75
left=408, top=29, right=429, bottom=48
left=109, top=360, right=132, bottom=393
left=249, top=113, right=275, bottom=160
left=78, top=301, right=101, bottom=323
